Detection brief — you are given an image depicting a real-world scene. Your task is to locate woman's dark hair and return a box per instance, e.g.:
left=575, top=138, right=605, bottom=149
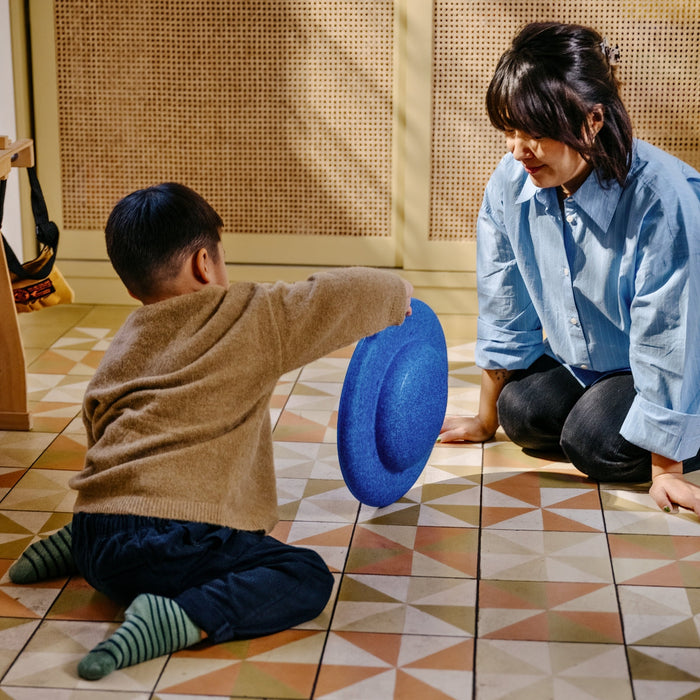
left=486, top=22, right=634, bottom=186
left=105, top=182, right=223, bottom=299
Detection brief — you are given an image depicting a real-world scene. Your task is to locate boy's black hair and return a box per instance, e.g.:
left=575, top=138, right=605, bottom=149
left=486, top=22, right=634, bottom=186
left=105, top=182, right=224, bottom=299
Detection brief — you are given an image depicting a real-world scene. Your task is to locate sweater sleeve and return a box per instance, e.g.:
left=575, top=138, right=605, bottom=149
left=266, top=267, right=408, bottom=374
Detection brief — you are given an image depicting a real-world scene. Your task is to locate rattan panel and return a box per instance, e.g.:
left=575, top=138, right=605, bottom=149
left=431, top=1, right=700, bottom=242
left=54, top=1, right=393, bottom=237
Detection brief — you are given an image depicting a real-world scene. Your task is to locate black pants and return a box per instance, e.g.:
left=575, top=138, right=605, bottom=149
left=497, top=355, right=700, bottom=483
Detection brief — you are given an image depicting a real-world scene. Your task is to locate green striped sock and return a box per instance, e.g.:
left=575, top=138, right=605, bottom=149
left=77, top=593, right=201, bottom=680
left=9, top=523, right=76, bottom=583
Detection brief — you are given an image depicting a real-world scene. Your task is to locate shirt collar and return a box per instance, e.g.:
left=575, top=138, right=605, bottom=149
left=514, top=168, right=623, bottom=232
left=515, top=176, right=539, bottom=205
left=569, top=171, right=623, bottom=232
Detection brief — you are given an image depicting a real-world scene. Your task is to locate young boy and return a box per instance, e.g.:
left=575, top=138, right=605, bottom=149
left=9, top=182, right=412, bottom=680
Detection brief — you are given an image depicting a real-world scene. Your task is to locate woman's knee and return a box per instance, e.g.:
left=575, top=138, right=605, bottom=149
left=560, top=373, right=650, bottom=482
left=497, top=383, right=533, bottom=446
left=497, top=357, right=585, bottom=451
left=497, top=382, right=564, bottom=450
left=560, top=419, right=650, bottom=483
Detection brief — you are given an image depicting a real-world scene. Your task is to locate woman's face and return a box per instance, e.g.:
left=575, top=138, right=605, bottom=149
left=505, top=129, right=592, bottom=195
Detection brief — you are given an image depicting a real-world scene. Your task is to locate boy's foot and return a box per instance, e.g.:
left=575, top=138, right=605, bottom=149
left=78, top=593, right=201, bottom=680
left=9, top=523, right=76, bottom=583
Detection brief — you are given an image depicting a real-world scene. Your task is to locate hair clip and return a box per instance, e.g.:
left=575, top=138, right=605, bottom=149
left=600, top=38, right=621, bottom=66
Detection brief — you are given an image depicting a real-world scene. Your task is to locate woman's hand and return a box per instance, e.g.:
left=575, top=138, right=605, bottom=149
left=438, top=369, right=512, bottom=444
left=649, top=473, right=700, bottom=516
left=439, top=415, right=496, bottom=443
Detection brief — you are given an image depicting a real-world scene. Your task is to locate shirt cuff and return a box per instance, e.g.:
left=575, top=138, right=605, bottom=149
left=620, top=394, right=700, bottom=462
left=475, top=318, right=545, bottom=370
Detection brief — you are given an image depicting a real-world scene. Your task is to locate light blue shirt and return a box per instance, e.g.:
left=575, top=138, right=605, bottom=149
left=476, top=139, right=700, bottom=461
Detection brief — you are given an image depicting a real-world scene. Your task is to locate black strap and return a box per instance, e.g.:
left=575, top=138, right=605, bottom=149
left=27, top=166, right=59, bottom=250
left=0, top=177, right=6, bottom=227
left=1, top=166, right=59, bottom=280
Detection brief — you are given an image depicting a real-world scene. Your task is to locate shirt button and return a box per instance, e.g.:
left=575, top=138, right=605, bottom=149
left=566, top=214, right=576, bottom=224
left=570, top=317, right=579, bottom=326
left=563, top=268, right=570, bottom=277
left=580, top=364, right=588, bottom=369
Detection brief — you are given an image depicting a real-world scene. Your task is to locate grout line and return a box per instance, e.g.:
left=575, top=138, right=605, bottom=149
left=471, top=440, right=485, bottom=698
left=601, top=481, right=636, bottom=691
left=309, top=498, right=362, bottom=699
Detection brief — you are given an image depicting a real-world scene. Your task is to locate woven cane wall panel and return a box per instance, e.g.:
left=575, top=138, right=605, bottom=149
left=54, top=1, right=393, bottom=238
left=430, top=1, right=700, bottom=242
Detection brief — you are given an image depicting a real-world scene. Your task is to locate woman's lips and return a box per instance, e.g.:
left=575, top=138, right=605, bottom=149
left=524, top=164, right=544, bottom=175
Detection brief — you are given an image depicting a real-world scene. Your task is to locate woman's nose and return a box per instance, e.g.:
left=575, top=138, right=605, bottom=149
left=509, top=136, right=532, bottom=161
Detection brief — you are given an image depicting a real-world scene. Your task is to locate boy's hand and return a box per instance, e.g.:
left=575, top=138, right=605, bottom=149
left=403, top=279, right=413, bottom=316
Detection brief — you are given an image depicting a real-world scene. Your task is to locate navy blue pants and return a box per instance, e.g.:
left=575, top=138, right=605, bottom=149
left=72, top=513, right=334, bottom=644
left=497, top=355, right=700, bottom=483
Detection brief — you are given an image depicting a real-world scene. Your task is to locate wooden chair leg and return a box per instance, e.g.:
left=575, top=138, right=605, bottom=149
left=0, top=239, right=31, bottom=430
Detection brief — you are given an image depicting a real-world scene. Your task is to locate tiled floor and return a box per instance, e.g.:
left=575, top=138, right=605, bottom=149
left=1, top=302, right=699, bottom=699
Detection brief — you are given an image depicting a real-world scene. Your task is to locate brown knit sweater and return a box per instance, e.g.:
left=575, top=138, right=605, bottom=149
left=69, top=267, right=407, bottom=533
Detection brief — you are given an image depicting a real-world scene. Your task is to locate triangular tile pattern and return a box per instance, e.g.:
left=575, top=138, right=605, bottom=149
left=271, top=520, right=355, bottom=573
left=158, top=629, right=327, bottom=697
left=276, top=477, right=360, bottom=523
left=601, top=477, right=700, bottom=536
left=478, top=579, right=623, bottom=643
left=608, top=533, right=700, bottom=587
left=3, top=618, right=168, bottom=690
left=315, top=631, right=473, bottom=699
left=0, top=469, right=77, bottom=513
left=479, top=530, right=615, bottom=583
left=0, top=510, right=72, bottom=561
left=0, top=559, right=66, bottom=619
left=617, top=585, right=700, bottom=647
left=273, top=408, right=339, bottom=444
left=332, top=574, right=477, bottom=636
left=627, top=645, right=700, bottom=698
left=346, top=524, right=478, bottom=578
left=475, top=640, right=633, bottom=699
left=0, top=432, right=56, bottom=470
left=46, top=576, right=124, bottom=623
left=0, top=303, right=698, bottom=699
left=357, top=448, right=482, bottom=529
left=274, top=441, right=344, bottom=480
left=482, top=469, right=604, bottom=532
left=31, top=433, right=87, bottom=472
left=0, top=617, right=42, bottom=679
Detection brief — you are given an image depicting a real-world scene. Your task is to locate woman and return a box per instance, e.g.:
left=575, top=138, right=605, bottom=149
left=440, top=22, right=700, bottom=516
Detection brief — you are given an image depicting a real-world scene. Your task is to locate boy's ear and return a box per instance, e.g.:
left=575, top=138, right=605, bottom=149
left=192, top=247, right=212, bottom=284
